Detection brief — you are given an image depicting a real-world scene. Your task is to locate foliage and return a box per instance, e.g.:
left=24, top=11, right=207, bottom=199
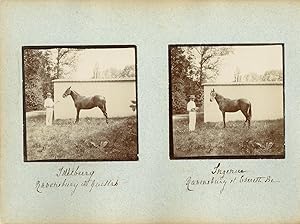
left=119, top=65, right=135, bottom=78
left=170, top=46, right=232, bottom=114
left=24, top=49, right=53, bottom=111
left=52, top=48, right=81, bottom=79
left=92, top=64, right=135, bottom=79
left=170, top=47, right=192, bottom=114
left=261, top=69, right=283, bottom=82
left=129, top=100, right=136, bottom=112
left=24, top=48, right=81, bottom=111
left=185, top=46, right=233, bottom=83
left=241, top=72, right=261, bottom=82
left=234, top=69, right=283, bottom=82
left=233, top=67, right=242, bottom=82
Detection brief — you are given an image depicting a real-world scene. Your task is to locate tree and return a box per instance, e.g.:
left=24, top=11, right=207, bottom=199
left=170, top=46, right=232, bottom=114
left=233, top=70, right=283, bottom=82
left=186, top=46, right=233, bottom=83
left=92, top=64, right=135, bottom=79
left=106, top=68, right=120, bottom=79
left=92, top=63, right=103, bottom=79
left=24, top=49, right=52, bottom=111
left=53, top=48, right=81, bottom=79
left=170, top=47, right=192, bottom=114
left=119, top=65, right=135, bottom=78
left=24, top=48, right=81, bottom=111
left=262, top=69, right=283, bottom=82
left=233, top=67, right=241, bottom=82
left=241, top=72, right=261, bottom=82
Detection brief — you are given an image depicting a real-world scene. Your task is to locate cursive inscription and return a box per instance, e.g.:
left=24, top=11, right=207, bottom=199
left=35, top=165, right=120, bottom=196
left=211, top=162, right=246, bottom=178
left=56, top=166, right=95, bottom=180
left=36, top=179, right=79, bottom=195
left=186, top=176, right=227, bottom=194
left=185, top=162, right=279, bottom=194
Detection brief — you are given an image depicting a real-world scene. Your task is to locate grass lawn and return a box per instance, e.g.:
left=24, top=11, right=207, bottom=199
left=172, top=114, right=284, bottom=158
left=25, top=116, right=138, bottom=161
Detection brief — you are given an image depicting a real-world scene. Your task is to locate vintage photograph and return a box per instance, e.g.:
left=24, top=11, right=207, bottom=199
left=23, top=45, right=138, bottom=161
left=169, top=44, right=284, bottom=159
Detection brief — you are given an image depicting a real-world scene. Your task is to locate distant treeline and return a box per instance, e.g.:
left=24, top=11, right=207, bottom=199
left=92, top=64, right=135, bottom=79
left=233, top=69, right=283, bottom=82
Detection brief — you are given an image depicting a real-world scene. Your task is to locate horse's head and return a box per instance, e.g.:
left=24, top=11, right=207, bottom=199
left=62, top=86, right=72, bottom=98
left=210, top=89, right=216, bottom=102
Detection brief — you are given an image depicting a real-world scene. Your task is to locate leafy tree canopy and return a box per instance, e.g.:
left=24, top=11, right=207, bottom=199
left=170, top=46, right=232, bottom=114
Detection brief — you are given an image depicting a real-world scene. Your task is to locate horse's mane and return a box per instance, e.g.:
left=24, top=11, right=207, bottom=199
left=215, top=92, right=225, bottom=100
left=216, top=92, right=236, bottom=101
left=71, top=89, right=81, bottom=97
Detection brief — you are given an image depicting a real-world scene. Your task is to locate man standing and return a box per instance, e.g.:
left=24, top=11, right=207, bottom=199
left=187, top=95, right=197, bottom=131
left=44, top=92, right=54, bottom=126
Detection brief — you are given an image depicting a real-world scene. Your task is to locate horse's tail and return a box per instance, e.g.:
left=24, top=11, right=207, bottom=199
left=103, top=98, right=107, bottom=112
left=248, top=103, right=252, bottom=120
left=103, top=98, right=108, bottom=124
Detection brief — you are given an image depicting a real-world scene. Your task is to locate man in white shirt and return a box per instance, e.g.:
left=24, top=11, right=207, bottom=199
left=187, top=95, right=197, bottom=131
left=44, top=92, right=54, bottom=126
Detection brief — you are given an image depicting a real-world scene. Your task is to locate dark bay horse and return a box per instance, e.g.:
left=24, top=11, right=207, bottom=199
left=210, top=89, right=252, bottom=128
left=62, top=86, right=108, bottom=124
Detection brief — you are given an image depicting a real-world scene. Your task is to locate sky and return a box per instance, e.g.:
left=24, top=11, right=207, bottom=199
left=71, top=48, right=135, bottom=79
left=217, top=45, right=283, bottom=82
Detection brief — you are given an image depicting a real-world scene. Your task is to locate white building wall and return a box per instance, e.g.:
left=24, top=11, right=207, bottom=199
left=203, top=82, right=283, bottom=122
left=53, top=79, right=136, bottom=119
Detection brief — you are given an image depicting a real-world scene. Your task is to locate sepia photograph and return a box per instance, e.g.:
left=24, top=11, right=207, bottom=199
left=23, top=45, right=138, bottom=161
left=169, top=44, right=284, bottom=159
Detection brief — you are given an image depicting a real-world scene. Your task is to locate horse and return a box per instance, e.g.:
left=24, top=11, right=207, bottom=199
left=209, top=89, right=252, bottom=128
left=62, top=86, right=108, bottom=124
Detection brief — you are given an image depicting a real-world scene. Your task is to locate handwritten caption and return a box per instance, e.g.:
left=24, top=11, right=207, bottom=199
left=35, top=166, right=119, bottom=195
left=185, top=163, right=280, bottom=194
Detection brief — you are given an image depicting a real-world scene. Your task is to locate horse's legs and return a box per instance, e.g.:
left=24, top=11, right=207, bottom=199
left=241, top=109, right=250, bottom=128
left=75, top=108, right=80, bottom=123
left=98, top=106, right=108, bottom=124
left=222, top=111, right=226, bottom=128
left=241, top=110, right=247, bottom=126
left=243, top=119, right=247, bottom=127
left=248, top=116, right=251, bottom=128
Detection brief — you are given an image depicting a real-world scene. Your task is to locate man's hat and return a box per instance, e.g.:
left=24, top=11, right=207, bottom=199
left=189, top=95, right=195, bottom=99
